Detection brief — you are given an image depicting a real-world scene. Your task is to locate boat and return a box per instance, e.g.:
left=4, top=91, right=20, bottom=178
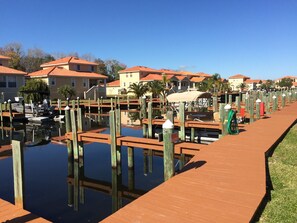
left=12, top=97, right=56, bottom=122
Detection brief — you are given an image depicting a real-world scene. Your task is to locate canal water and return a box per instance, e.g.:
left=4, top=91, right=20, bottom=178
left=0, top=112, right=183, bottom=222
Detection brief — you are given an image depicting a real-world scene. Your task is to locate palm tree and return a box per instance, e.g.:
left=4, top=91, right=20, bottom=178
left=237, top=83, right=246, bottom=92
left=147, top=80, right=164, bottom=98
left=128, top=82, right=149, bottom=98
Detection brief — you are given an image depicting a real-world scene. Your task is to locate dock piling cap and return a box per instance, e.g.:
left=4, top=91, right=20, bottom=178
left=64, top=106, right=70, bottom=110
left=272, top=95, right=277, bottom=99
left=256, top=99, right=261, bottom=103
left=162, top=119, right=174, bottom=129
left=224, top=104, right=231, bottom=110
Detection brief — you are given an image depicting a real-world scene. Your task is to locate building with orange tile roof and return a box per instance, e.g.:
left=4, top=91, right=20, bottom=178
left=228, top=74, right=250, bottom=91
left=0, top=55, right=27, bottom=101
left=28, top=57, right=107, bottom=99
left=114, top=65, right=201, bottom=97
left=244, top=79, right=263, bottom=90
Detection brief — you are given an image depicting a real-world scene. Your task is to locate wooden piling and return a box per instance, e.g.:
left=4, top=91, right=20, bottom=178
left=8, top=100, right=12, bottom=122
left=163, top=120, right=174, bottom=181
left=256, top=99, right=261, bottom=120
left=212, top=96, right=218, bottom=112
left=11, top=140, right=25, bottom=208
left=70, top=109, right=79, bottom=160
left=58, top=99, right=61, bottom=115
left=235, top=96, right=240, bottom=111
left=228, top=95, right=232, bottom=105
left=0, top=103, right=2, bottom=122
left=76, top=97, right=80, bottom=110
left=249, top=97, right=254, bottom=123
left=166, top=110, right=174, bottom=123
left=109, top=110, right=117, bottom=168
left=148, top=102, right=152, bottom=138
left=179, top=102, right=185, bottom=141
left=127, top=146, right=134, bottom=169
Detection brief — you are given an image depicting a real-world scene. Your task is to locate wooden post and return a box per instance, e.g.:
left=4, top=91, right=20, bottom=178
left=148, top=102, right=152, bottom=138
left=71, top=100, right=75, bottom=109
left=249, top=97, right=254, bottom=123
left=11, top=140, right=25, bottom=208
left=212, top=96, right=218, bottom=112
left=281, top=94, right=286, bottom=108
left=65, top=106, right=74, bottom=207
left=8, top=100, right=12, bottom=123
left=219, top=103, right=225, bottom=123
left=256, top=99, right=261, bottom=120
left=191, top=127, right=195, bottom=142
left=127, top=95, right=130, bottom=110
left=179, top=102, right=185, bottom=141
left=58, top=99, right=61, bottom=115
left=272, top=95, right=277, bottom=111
left=70, top=109, right=79, bottom=160
left=235, top=96, right=240, bottom=111
left=228, top=94, right=232, bottom=105
left=97, top=98, right=100, bottom=115
left=110, top=98, right=114, bottom=111
left=76, top=97, right=80, bottom=110
left=0, top=103, right=2, bottom=122
left=127, top=146, right=134, bottom=169
left=222, top=104, right=231, bottom=136
left=109, top=110, right=117, bottom=168
left=163, top=120, right=174, bottom=181
left=166, top=110, right=174, bottom=123
left=115, top=108, right=122, bottom=172
left=88, top=98, right=91, bottom=113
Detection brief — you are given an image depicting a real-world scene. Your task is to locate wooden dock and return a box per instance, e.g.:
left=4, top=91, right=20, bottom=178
left=65, top=132, right=207, bottom=156
left=0, top=198, right=50, bottom=222
left=102, top=102, right=297, bottom=222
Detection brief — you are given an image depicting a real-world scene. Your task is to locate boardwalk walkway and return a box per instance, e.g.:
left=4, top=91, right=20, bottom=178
left=102, top=102, right=297, bottom=223
left=0, top=199, right=50, bottom=223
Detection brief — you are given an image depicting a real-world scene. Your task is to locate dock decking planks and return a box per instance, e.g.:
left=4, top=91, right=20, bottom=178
left=0, top=198, right=50, bottom=222
left=102, top=102, right=297, bottom=223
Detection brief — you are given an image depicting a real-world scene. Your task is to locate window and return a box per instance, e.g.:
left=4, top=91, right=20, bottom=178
left=7, top=76, right=16, bottom=88
left=123, top=82, right=126, bottom=87
left=0, top=76, right=6, bottom=88
left=91, top=66, right=94, bottom=72
left=130, top=74, right=132, bottom=77
left=71, top=78, right=76, bottom=87
left=83, top=78, right=88, bottom=88
left=51, top=77, right=56, bottom=86
left=126, top=74, right=128, bottom=78
left=77, top=65, right=81, bottom=71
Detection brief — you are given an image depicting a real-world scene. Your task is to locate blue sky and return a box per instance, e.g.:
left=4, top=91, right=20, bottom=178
left=1, top=0, right=296, bottom=79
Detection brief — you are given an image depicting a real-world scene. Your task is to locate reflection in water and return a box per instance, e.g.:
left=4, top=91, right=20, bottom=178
left=0, top=110, right=193, bottom=222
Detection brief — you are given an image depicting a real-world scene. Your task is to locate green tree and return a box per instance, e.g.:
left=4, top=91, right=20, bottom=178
left=94, top=58, right=108, bottom=75
left=0, top=42, right=24, bottom=70
left=57, top=85, right=76, bottom=99
left=278, top=78, right=293, bottom=88
left=128, top=82, right=148, bottom=98
left=105, top=59, right=126, bottom=80
left=261, top=79, right=274, bottom=90
left=19, top=79, right=50, bottom=103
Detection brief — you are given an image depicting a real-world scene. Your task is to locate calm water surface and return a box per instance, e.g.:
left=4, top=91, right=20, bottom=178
left=0, top=114, right=176, bottom=222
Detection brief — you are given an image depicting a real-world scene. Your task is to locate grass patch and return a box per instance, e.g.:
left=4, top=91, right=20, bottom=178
left=259, top=124, right=297, bottom=223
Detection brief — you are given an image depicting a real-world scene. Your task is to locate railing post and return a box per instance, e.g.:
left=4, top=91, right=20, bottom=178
left=256, top=99, right=261, bottom=120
